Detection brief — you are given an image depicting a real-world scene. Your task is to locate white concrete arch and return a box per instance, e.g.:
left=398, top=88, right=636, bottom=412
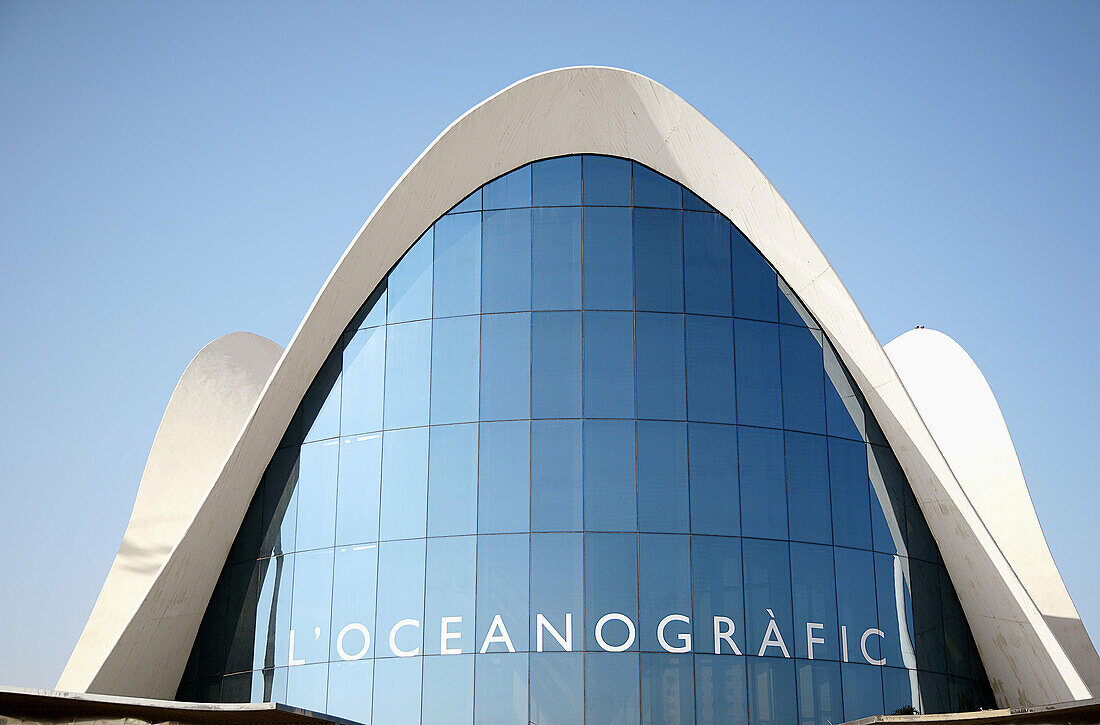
left=60, top=66, right=1096, bottom=706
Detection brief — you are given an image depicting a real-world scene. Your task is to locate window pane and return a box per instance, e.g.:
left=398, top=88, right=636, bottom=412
left=637, top=421, right=689, bottom=533
left=797, top=660, right=843, bottom=725
left=583, top=311, right=634, bottom=418
left=739, top=427, right=787, bottom=540
left=691, top=536, right=744, bottom=656
left=748, top=658, right=797, bottom=725
left=532, top=207, right=581, bottom=310
left=829, top=438, right=872, bottom=550
left=294, top=439, right=338, bottom=551
left=584, top=533, right=638, bottom=652
left=330, top=544, right=377, bottom=663
left=301, top=352, right=341, bottom=444
left=686, top=315, right=736, bottom=423
left=336, top=433, right=381, bottom=546
left=371, top=656, right=421, bottom=722
left=684, top=211, right=732, bottom=316
left=285, top=662, right=328, bottom=713
left=735, top=319, right=782, bottom=428
left=484, top=164, right=531, bottom=209
left=531, top=533, right=583, bottom=652
left=423, top=654, right=473, bottom=724
left=383, top=320, right=431, bottom=429
left=911, top=559, right=947, bottom=675
left=732, top=229, right=777, bottom=323
left=790, top=543, right=838, bottom=661
left=480, top=312, right=531, bottom=421
left=289, top=548, right=333, bottom=665
left=582, top=155, right=632, bottom=206
left=530, top=653, right=583, bottom=724
left=532, top=311, right=581, bottom=418
left=582, top=206, right=633, bottom=310
left=433, top=212, right=481, bottom=317
left=633, top=163, right=682, bottom=209
left=341, top=324, right=385, bottom=435
left=427, top=423, right=478, bottom=537
left=639, top=534, right=692, bottom=652
left=424, top=536, right=476, bottom=655
left=875, top=553, right=915, bottom=669
left=533, top=156, right=581, bottom=206
left=387, top=230, right=432, bottom=323
left=742, top=538, right=793, bottom=661
left=834, top=547, right=880, bottom=664
left=263, top=447, right=299, bottom=557
left=642, top=653, right=695, bottom=724
left=841, top=663, right=884, bottom=720
left=683, top=188, right=716, bottom=213
left=583, top=420, right=636, bottom=532
left=450, top=187, right=481, bottom=214
left=474, top=653, right=528, bottom=725
left=255, top=555, right=294, bottom=670
left=869, top=445, right=908, bottom=556
left=375, top=539, right=425, bottom=659
left=586, top=652, right=641, bottom=723
left=476, top=534, right=530, bottom=653
left=786, top=432, right=832, bottom=545
left=695, top=655, right=748, bottom=724
left=635, top=312, right=686, bottom=420
left=779, top=278, right=818, bottom=329
left=634, top=208, right=683, bottom=312
left=482, top=209, right=531, bottom=313
left=781, top=325, right=826, bottom=434
left=379, top=427, right=428, bottom=540
left=688, top=423, right=740, bottom=536
left=882, top=665, right=919, bottom=716
left=327, top=660, right=373, bottom=724
left=478, top=421, right=530, bottom=534
left=531, top=420, right=582, bottom=532
left=430, top=315, right=479, bottom=424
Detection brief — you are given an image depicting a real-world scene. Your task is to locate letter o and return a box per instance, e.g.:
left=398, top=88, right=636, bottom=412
left=595, top=613, right=637, bottom=652
left=336, top=622, right=371, bottom=661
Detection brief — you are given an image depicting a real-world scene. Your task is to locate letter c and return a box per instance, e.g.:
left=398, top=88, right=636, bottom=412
left=389, top=619, right=421, bottom=657
left=861, top=627, right=886, bottom=665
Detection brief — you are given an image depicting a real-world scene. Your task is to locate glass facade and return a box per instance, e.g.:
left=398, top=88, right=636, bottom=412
left=180, top=156, right=995, bottom=722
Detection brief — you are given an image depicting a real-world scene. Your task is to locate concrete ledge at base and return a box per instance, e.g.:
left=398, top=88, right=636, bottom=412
left=0, top=687, right=363, bottom=725
left=843, top=697, right=1100, bottom=725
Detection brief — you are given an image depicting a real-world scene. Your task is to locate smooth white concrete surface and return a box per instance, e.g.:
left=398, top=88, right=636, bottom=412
left=62, top=66, right=1095, bottom=706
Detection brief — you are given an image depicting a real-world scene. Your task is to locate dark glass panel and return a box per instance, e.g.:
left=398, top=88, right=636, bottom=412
left=289, top=548, right=333, bottom=665
left=532, top=207, right=582, bottom=310
left=582, top=206, right=633, bottom=310
left=796, top=660, right=843, bottom=725
left=251, top=667, right=288, bottom=705
left=530, top=533, right=584, bottom=652
left=583, top=420, right=637, bottom=532
left=433, top=211, right=481, bottom=318
left=640, top=534, right=692, bottom=653
left=429, top=314, right=479, bottom=424
left=530, top=419, right=582, bottom=532
left=263, top=447, right=299, bottom=557
left=371, top=656, right=421, bottom=723
left=427, top=423, right=478, bottom=537
left=225, top=563, right=262, bottom=674
left=829, top=438, right=872, bottom=550
left=585, top=533, right=639, bottom=652
left=637, top=421, right=689, bottom=533
left=293, top=439, right=339, bottom=552
left=786, top=432, right=832, bottom=545
left=732, top=228, right=778, bottom=323
left=688, top=423, right=740, bottom=537
left=531, top=311, right=581, bottom=418
left=582, top=155, right=632, bottom=206
left=739, top=427, right=788, bottom=540
left=330, top=544, right=378, bottom=662
left=881, top=665, right=919, bottom=716
left=642, top=653, right=696, bottom=724
left=383, top=320, right=431, bottom=429
left=841, top=663, right=884, bottom=720
left=583, top=311, right=634, bottom=418
left=478, top=421, right=531, bottom=534
left=530, top=653, right=584, bottom=724
left=635, top=312, right=687, bottom=420
left=374, top=539, right=425, bottom=659
left=735, top=319, right=782, bottom=428
left=218, top=672, right=251, bottom=704
left=585, top=652, right=641, bottom=723
left=742, top=539, right=794, bottom=661
left=483, top=163, right=531, bottom=210
left=476, top=534, right=530, bottom=653
left=686, top=315, right=736, bottom=423
left=195, top=570, right=229, bottom=678
left=911, top=558, right=947, bottom=674
left=634, top=208, right=684, bottom=312
left=301, top=351, right=341, bottom=444
left=941, top=569, right=972, bottom=678
left=875, top=553, right=915, bottom=669
left=480, top=312, right=531, bottom=421
left=341, top=324, right=385, bottom=436
left=379, top=427, right=428, bottom=541
left=694, top=655, right=748, bottom=725
left=683, top=188, right=716, bottom=213
left=387, top=229, right=432, bottom=324
left=533, top=156, right=581, bottom=206
left=422, top=654, right=473, bottom=724
left=482, top=208, right=531, bottom=313
left=424, top=536, right=476, bottom=655
left=778, top=278, right=818, bottom=329
left=869, top=445, right=908, bottom=556
left=691, top=536, right=744, bottom=656
left=748, top=658, right=797, bottom=725
left=335, top=433, right=381, bottom=546
left=633, top=162, right=682, bottom=209
left=834, top=547, right=880, bottom=664
left=790, top=543, right=838, bottom=661
left=255, top=554, right=294, bottom=671
left=350, top=284, right=387, bottom=332
left=781, top=325, right=826, bottom=435
left=684, top=211, right=732, bottom=316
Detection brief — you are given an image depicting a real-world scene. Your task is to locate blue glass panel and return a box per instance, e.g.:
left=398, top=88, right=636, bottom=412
left=639, top=534, right=692, bottom=653
left=637, top=421, right=689, bottom=533
left=330, top=544, right=377, bottom=662
left=335, top=433, right=381, bottom=546
left=834, top=547, right=880, bottom=664
left=433, top=212, right=481, bottom=317
left=694, top=655, right=748, bottom=724
left=531, top=534, right=583, bottom=652
left=387, top=229, right=432, bottom=324
left=532, top=207, right=581, bottom=310
left=582, top=206, right=633, bottom=310
left=584, top=533, right=639, bottom=652
left=735, top=319, right=782, bottom=428
left=383, top=320, right=431, bottom=429
left=781, top=325, right=826, bottom=434
left=371, top=656, right=421, bottom=722
left=586, top=652, right=641, bottom=722
left=326, top=660, right=374, bottom=722
left=796, top=660, right=844, bottom=725
left=450, top=187, right=481, bottom=214
left=684, top=211, right=732, bottom=316
left=583, top=311, right=634, bottom=418
left=739, top=427, right=787, bottom=540
left=375, top=539, right=425, bottom=659
left=842, top=663, right=884, bottom=720
left=583, top=420, right=636, bottom=532
left=642, top=653, right=695, bottom=723
left=476, top=534, right=530, bottom=653
left=263, top=447, right=299, bottom=557
left=691, top=536, right=744, bottom=656
left=430, top=315, right=479, bottom=424
left=686, top=315, right=736, bottom=424
left=582, top=155, right=632, bottom=206
left=786, top=432, right=832, bottom=545
left=882, top=665, right=919, bottom=716
left=869, top=445, right=908, bottom=556
left=481, top=209, right=531, bottom=313
left=423, top=654, right=473, bottom=724
left=478, top=421, right=530, bottom=534
left=255, top=554, right=293, bottom=670
left=379, top=427, right=428, bottom=540
left=635, top=312, right=686, bottom=420
left=354, top=286, right=387, bottom=330
left=829, top=438, right=872, bottom=550
left=530, top=420, right=582, bottom=532
left=341, top=324, right=385, bottom=435
left=483, top=164, right=531, bottom=210
left=427, top=423, right=478, bottom=537
left=474, top=653, right=528, bottom=725
left=732, top=228, right=778, bottom=323
left=688, top=423, right=740, bottom=536
left=480, top=312, right=531, bottom=421
left=790, top=543, right=838, bottom=661
left=531, top=311, right=581, bottom=418
left=742, top=538, right=793, bottom=660
left=875, top=553, right=914, bottom=669
left=251, top=667, right=288, bottom=704
left=530, top=653, right=584, bottom=724
left=285, top=662, right=327, bottom=713
left=748, top=658, right=797, bottom=725
left=289, top=548, right=333, bottom=665
left=294, top=439, right=338, bottom=551
left=778, top=278, right=818, bottom=329
left=634, top=208, right=684, bottom=312
left=633, top=163, right=682, bottom=208
left=533, top=156, right=581, bottom=206
left=424, top=536, right=476, bottom=655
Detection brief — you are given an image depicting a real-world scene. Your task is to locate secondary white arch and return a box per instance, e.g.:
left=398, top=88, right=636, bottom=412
left=60, top=66, right=1095, bottom=706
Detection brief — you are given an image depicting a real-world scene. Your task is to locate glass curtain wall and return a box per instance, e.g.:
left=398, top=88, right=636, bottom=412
left=179, top=156, right=995, bottom=724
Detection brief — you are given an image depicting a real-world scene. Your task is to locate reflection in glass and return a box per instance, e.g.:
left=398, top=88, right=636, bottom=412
left=433, top=212, right=481, bottom=318
left=637, top=422, right=689, bottom=533
left=583, top=420, right=636, bottom=532
left=480, top=313, right=531, bottom=421
left=482, top=209, right=532, bottom=313
left=429, top=315, right=479, bottom=424
left=387, top=230, right=432, bottom=323
left=427, top=423, right=478, bottom=537
left=379, top=427, right=428, bottom=541
left=686, top=316, right=735, bottom=424
left=423, top=654, right=472, bottom=724
left=533, top=156, right=581, bottom=206
left=583, top=207, right=633, bottom=310
left=484, top=163, right=531, bottom=210
left=474, top=653, right=528, bottom=725
left=586, top=652, right=641, bottom=724
left=582, top=155, right=632, bottom=206
left=634, top=209, right=683, bottom=312
left=530, top=653, right=583, bottom=724
left=533, top=207, right=581, bottom=310
left=383, top=320, right=431, bottom=429
left=684, top=211, right=731, bottom=316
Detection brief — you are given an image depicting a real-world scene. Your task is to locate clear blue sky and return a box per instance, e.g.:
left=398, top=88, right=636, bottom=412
left=1, top=0, right=1096, bottom=690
